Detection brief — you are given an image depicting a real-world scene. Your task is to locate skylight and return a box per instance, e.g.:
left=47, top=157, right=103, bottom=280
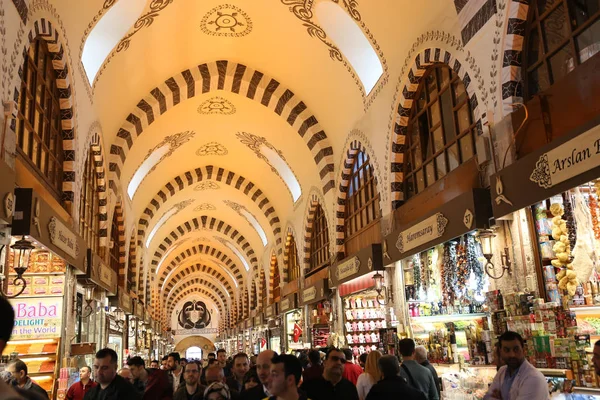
left=217, top=263, right=239, bottom=288
left=146, top=207, right=178, bottom=248
left=240, top=208, right=268, bottom=246
left=82, top=0, right=146, bottom=84
left=225, top=242, right=250, bottom=271
left=128, top=144, right=170, bottom=199
left=261, top=145, right=301, bottom=202
left=156, top=239, right=188, bottom=276
left=315, top=2, right=383, bottom=94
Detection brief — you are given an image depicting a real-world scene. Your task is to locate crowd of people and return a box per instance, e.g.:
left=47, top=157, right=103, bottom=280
left=1, top=295, right=597, bottom=400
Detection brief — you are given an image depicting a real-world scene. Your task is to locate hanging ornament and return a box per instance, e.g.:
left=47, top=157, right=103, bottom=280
left=562, top=193, right=577, bottom=250
left=467, top=234, right=485, bottom=294
left=590, top=194, right=600, bottom=240
left=441, top=244, right=449, bottom=306
left=413, top=254, right=422, bottom=298
left=456, top=239, right=468, bottom=297
left=550, top=203, right=579, bottom=297
left=442, top=242, right=458, bottom=305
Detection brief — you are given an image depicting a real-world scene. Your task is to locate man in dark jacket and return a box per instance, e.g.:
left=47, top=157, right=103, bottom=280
left=173, top=361, right=205, bottom=400
left=240, top=350, right=276, bottom=400
left=301, top=348, right=358, bottom=400
left=6, top=360, right=49, bottom=400
left=84, top=348, right=142, bottom=400
left=301, top=350, right=323, bottom=384
left=415, top=346, right=441, bottom=395
left=366, top=355, right=427, bottom=400
left=127, top=356, right=172, bottom=400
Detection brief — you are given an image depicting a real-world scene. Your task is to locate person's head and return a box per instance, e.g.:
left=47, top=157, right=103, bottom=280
left=242, top=368, right=259, bottom=391
left=308, top=350, right=321, bottom=366
left=256, top=350, right=277, bottom=386
left=161, top=356, right=168, bottom=370
left=342, top=349, right=354, bottom=363
left=217, top=349, right=227, bottom=366
left=0, top=296, right=14, bottom=355
left=180, top=358, right=188, bottom=368
left=414, top=346, right=428, bottom=364
left=498, top=331, right=525, bottom=370
left=80, top=366, right=92, bottom=382
left=6, top=360, right=28, bottom=385
left=184, top=361, right=201, bottom=386
left=204, top=382, right=230, bottom=400
left=118, top=368, right=133, bottom=384
left=150, top=360, right=160, bottom=369
left=126, top=356, right=146, bottom=380
left=593, top=340, right=600, bottom=375
left=94, top=348, right=119, bottom=386
left=358, top=353, right=368, bottom=369
left=364, top=350, right=382, bottom=382
left=398, top=338, right=416, bottom=359
left=208, top=353, right=216, bottom=360
left=249, top=355, right=257, bottom=367
left=323, top=348, right=346, bottom=383
left=207, top=359, right=217, bottom=367
left=167, top=352, right=181, bottom=371
left=205, top=365, right=226, bottom=385
left=378, top=355, right=400, bottom=379
left=269, top=355, right=302, bottom=396
left=232, top=353, right=250, bottom=380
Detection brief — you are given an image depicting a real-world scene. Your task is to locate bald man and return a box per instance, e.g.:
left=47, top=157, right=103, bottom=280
left=240, top=350, right=277, bottom=400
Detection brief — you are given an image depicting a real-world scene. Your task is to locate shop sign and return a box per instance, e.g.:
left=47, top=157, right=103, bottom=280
left=10, top=297, right=63, bottom=340
left=48, top=217, right=80, bottom=260
left=530, top=123, right=600, bottom=189
left=302, top=286, right=317, bottom=303
left=280, top=293, right=297, bottom=313
left=89, top=251, right=117, bottom=295
left=395, top=213, right=448, bottom=254
left=254, top=314, right=264, bottom=326
left=265, top=303, right=278, bottom=319
left=336, top=256, right=360, bottom=281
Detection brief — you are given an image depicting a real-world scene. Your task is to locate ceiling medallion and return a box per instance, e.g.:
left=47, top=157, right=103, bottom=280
left=194, top=203, right=216, bottom=212
left=196, top=142, right=228, bottom=157
left=194, top=181, right=220, bottom=191
left=197, top=97, right=236, bottom=115
left=200, top=4, right=252, bottom=37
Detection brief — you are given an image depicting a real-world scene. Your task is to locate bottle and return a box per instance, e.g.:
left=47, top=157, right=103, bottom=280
left=450, top=329, right=458, bottom=364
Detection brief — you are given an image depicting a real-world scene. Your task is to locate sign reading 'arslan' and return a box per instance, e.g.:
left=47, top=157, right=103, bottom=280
left=10, top=297, right=63, bottom=340
left=395, top=213, right=448, bottom=254
left=530, top=124, right=600, bottom=189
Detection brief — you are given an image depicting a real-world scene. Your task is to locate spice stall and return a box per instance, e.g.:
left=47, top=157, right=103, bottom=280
left=300, top=278, right=332, bottom=349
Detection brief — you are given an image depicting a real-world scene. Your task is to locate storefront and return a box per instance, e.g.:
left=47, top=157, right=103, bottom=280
left=280, top=293, right=304, bottom=351
left=265, top=302, right=281, bottom=354
left=4, top=188, right=87, bottom=399
left=491, top=116, right=600, bottom=393
left=243, top=319, right=252, bottom=355
left=108, top=289, right=132, bottom=367
left=384, top=188, right=493, bottom=366
left=300, top=278, right=332, bottom=349
left=252, top=313, right=268, bottom=354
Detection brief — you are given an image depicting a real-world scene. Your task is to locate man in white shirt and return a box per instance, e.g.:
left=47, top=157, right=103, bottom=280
left=167, top=352, right=184, bottom=392
left=484, top=331, right=549, bottom=400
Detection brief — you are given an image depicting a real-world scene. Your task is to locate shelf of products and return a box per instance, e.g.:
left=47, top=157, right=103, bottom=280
left=342, top=291, right=393, bottom=355
left=311, top=325, right=330, bottom=348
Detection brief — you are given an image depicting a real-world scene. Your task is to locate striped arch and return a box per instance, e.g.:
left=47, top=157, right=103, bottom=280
left=164, top=276, right=230, bottom=312
left=138, top=166, right=283, bottom=254
left=165, top=288, right=225, bottom=325
left=11, top=18, right=76, bottom=207
left=283, top=227, right=300, bottom=283
left=155, top=244, right=244, bottom=290
left=150, top=216, right=258, bottom=273
left=251, top=282, right=257, bottom=309
left=128, top=230, right=137, bottom=291
left=303, top=195, right=329, bottom=268
left=111, top=202, right=127, bottom=287
left=501, top=0, right=529, bottom=115
left=88, top=132, right=109, bottom=246
left=243, top=288, right=249, bottom=319
left=258, top=268, right=267, bottom=308
left=162, top=264, right=235, bottom=303
left=108, top=60, right=335, bottom=195
left=269, top=252, right=280, bottom=303
left=390, top=48, right=488, bottom=209
left=335, top=140, right=382, bottom=258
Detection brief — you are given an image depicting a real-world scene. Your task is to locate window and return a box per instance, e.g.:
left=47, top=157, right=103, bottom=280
left=345, top=151, right=380, bottom=242
left=15, top=37, right=64, bottom=199
left=109, top=211, right=121, bottom=280
left=309, top=204, right=330, bottom=273
left=128, top=143, right=170, bottom=199
left=261, top=271, right=267, bottom=308
left=272, top=256, right=280, bottom=301
left=403, top=65, right=477, bottom=199
left=525, top=0, right=600, bottom=98
left=287, top=235, right=300, bottom=282
left=145, top=206, right=178, bottom=248
left=82, top=0, right=146, bottom=84
left=80, top=149, right=100, bottom=255
left=315, top=2, right=383, bottom=94
left=260, top=145, right=302, bottom=202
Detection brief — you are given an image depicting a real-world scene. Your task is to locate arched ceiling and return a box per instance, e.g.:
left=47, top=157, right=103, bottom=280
left=57, top=0, right=463, bottom=327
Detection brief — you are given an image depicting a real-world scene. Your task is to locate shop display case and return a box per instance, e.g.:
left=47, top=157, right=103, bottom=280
left=342, top=290, right=388, bottom=357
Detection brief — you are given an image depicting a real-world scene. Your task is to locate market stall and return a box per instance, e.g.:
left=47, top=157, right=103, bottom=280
left=265, top=302, right=282, bottom=354
left=300, top=278, right=332, bottom=349
left=280, top=293, right=304, bottom=351
left=252, top=313, right=268, bottom=354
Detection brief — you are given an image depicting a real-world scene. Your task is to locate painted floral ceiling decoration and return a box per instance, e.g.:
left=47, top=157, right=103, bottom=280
left=194, top=203, right=217, bottom=212
left=196, top=142, right=228, bottom=156
left=200, top=4, right=253, bottom=37
left=194, top=181, right=220, bottom=191
left=197, top=97, right=237, bottom=115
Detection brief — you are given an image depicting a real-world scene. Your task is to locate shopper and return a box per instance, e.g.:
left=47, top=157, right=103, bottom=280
left=249, top=355, right=257, bottom=369
left=84, top=348, right=141, bottom=400
left=240, top=350, right=276, bottom=400
left=180, top=359, right=188, bottom=369
left=398, top=339, right=439, bottom=400
left=168, top=353, right=185, bottom=392
left=174, top=361, right=205, bottom=400
left=203, top=382, right=231, bottom=400
left=341, top=349, right=362, bottom=385
left=301, top=348, right=359, bottom=400
left=267, top=355, right=308, bottom=400
left=415, top=346, right=440, bottom=395
left=241, top=369, right=259, bottom=392
left=301, top=350, right=323, bottom=384
left=151, top=361, right=160, bottom=369
left=358, top=353, right=367, bottom=370
left=593, top=340, right=600, bottom=375
left=483, top=331, right=549, bottom=400
left=356, top=351, right=382, bottom=400
left=119, top=368, right=134, bottom=384
left=226, top=353, right=249, bottom=393
left=66, top=367, right=97, bottom=400
left=6, top=359, right=49, bottom=400
left=216, top=350, right=230, bottom=377
left=365, top=356, right=426, bottom=400
left=205, top=365, right=239, bottom=399
left=127, top=356, right=172, bottom=400
left=162, top=357, right=169, bottom=370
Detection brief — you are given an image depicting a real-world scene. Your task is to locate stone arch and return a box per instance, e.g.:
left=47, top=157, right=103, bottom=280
left=109, top=201, right=126, bottom=286
left=137, top=166, right=283, bottom=254
left=150, top=216, right=258, bottom=273
left=108, top=60, right=335, bottom=195
left=334, top=140, right=383, bottom=258
left=174, top=336, right=216, bottom=354
left=128, top=229, right=138, bottom=291
left=166, top=289, right=225, bottom=325
left=162, top=264, right=234, bottom=302
left=258, top=268, right=267, bottom=308
left=283, top=227, right=300, bottom=283
left=269, top=251, right=280, bottom=302
left=243, top=288, right=249, bottom=319
left=10, top=18, right=77, bottom=208
left=303, top=194, right=332, bottom=271
left=389, top=47, right=488, bottom=209
left=501, top=0, right=529, bottom=115
left=250, top=281, right=257, bottom=309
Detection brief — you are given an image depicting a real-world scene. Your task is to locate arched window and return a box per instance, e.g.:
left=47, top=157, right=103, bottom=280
left=524, top=0, right=600, bottom=99
left=261, top=270, right=267, bottom=308
left=272, top=256, right=280, bottom=301
left=109, top=210, right=121, bottom=285
left=287, top=234, right=300, bottom=282
left=404, top=64, right=476, bottom=199
left=345, top=151, right=380, bottom=243
left=79, top=149, right=100, bottom=255
left=309, top=204, right=330, bottom=273
left=251, top=283, right=257, bottom=309
left=15, top=37, right=64, bottom=199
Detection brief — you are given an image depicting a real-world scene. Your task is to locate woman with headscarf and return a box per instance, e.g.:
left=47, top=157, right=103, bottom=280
left=204, top=382, right=230, bottom=400
left=356, top=351, right=383, bottom=400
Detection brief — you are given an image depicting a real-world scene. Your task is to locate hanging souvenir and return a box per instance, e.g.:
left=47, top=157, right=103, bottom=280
left=413, top=254, right=422, bottom=297
left=456, top=239, right=469, bottom=297
left=562, top=193, right=577, bottom=250
left=571, top=188, right=595, bottom=282
left=590, top=194, right=600, bottom=240
left=551, top=203, right=579, bottom=297
left=466, top=234, right=485, bottom=294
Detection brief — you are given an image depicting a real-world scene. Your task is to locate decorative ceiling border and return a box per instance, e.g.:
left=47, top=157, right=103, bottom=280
left=200, top=4, right=253, bottom=38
